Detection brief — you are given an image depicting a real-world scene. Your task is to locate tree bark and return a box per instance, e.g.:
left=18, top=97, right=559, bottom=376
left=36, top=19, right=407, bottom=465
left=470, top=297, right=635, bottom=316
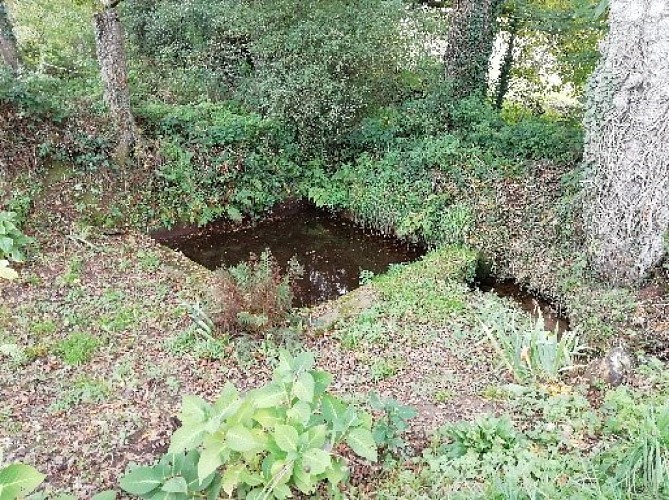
left=93, top=8, right=137, bottom=158
left=0, top=1, right=20, bottom=74
left=443, top=0, right=503, bottom=98
left=583, top=0, right=669, bottom=284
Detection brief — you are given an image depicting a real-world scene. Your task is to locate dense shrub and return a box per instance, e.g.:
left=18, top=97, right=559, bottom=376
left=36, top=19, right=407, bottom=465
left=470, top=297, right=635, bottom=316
left=210, top=250, right=303, bottom=335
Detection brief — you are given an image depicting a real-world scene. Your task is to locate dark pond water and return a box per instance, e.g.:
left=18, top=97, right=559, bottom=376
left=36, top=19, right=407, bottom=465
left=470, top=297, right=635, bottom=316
left=155, top=205, right=569, bottom=331
left=477, top=279, right=570, bottom=333
left=155, top=206, right=423, bottom=307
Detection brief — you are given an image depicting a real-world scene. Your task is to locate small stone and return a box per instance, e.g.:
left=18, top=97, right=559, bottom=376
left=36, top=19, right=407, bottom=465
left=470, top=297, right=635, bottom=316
left=586, top=345, right=634, bottom=387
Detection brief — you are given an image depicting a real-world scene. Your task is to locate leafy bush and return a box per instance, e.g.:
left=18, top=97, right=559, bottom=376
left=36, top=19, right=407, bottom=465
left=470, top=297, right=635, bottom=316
left=210, top=250, right=303, bottom=335
left=120, top=351, right=378, bottom=499
left=480, top=298, right=584, bottom=383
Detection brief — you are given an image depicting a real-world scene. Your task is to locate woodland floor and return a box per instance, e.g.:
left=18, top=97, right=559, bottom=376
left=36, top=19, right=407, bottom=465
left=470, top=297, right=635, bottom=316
left=1, top=170, right=668, bottom=497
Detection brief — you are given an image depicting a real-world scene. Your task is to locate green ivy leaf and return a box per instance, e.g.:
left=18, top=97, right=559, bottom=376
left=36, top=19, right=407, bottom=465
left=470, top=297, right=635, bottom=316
left=273, top=424, right=299, bottom=453
left=119, top=466, right=163, bottom=496
left=0, top=464, right=45, bottom=499
left=346, top=428, right=378, bottom=462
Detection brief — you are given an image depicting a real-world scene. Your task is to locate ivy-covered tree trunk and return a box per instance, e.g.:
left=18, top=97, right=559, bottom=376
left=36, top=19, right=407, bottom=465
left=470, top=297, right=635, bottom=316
left=583, top=0, right=669, bottom=284
left=443, top=0, right=503, bottom=97
left=0, top=1, right=20, bottom=74
left=93, top=7, right=137, bottom=158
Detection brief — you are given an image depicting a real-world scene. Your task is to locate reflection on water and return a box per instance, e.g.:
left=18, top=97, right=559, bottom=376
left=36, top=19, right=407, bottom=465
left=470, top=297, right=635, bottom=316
left=156, top=206, right=423, bottom=307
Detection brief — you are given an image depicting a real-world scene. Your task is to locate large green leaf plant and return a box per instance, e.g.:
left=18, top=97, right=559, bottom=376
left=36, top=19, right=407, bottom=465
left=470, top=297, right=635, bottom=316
left=120, top=351, right=378, bottom=499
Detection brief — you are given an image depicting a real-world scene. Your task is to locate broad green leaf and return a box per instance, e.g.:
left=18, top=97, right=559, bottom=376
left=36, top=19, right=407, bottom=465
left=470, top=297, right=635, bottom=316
left=292, top=466, right=315, bottom=495
left=119, top=466, right=163, bottom=495
left=89, top=491, right=116, bottom=500
left=213, top=383, right=240, bottom=416
left=221, top=464, right=245, bottom=496
left=269, top=459, right=293, bottom=485
left=273, top=424, right=299, bottom=453
left=253, top=407, right=284, bottom=429
left=161, top=476, right=188, bottom=493
left=325, top=458, right=348, bottom=486
left=321, top=395, right=346, bottom=426
left=0, top=464, right=45, bottom=499
left=169, top=423, right=207, bottom=453
left=312, top=370, right=333, bottom=397
left=293, top=372, right=315, bottom=403
left=226, top=425, right=260, bottom=452
left=302, top=448, right=331, bottom=475
left=250, top=384, right=287, bottom=408
left=292, top=351, right=315, bottom=372
left=91, top=491, right=117, bottom=500
left=273, top=483, right=292, bottom=499
left=304, top=424, right=327, bottom=449
left=206, top=474, right=222, bottom=500
left=346, top=428, right=378, bottom=462
left=198, top=436, right=226, bottom=481
left=287, top=401, right=311, bottom=427
left=180, top=395, right=210, bottom=425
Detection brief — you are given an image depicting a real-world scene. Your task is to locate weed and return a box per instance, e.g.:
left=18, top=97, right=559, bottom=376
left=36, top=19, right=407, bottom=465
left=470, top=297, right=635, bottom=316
left=164, top=326, right=229, bottom=360
left=479, top=297, right=584, bottom=383
left=210, top=250, right=303, bottom=335
left=370, top=393, right=417, bottom=457
left=370, top=354, right=404, bottom=382
left=49, top=376, right=110, bottom=413
left=58, top=257, right=83, bottom=286
left=437, top=415, right=519, bottom=459
left=56, top=332, right=100, bottom=365
left=137, top=250, right=161, bottom=272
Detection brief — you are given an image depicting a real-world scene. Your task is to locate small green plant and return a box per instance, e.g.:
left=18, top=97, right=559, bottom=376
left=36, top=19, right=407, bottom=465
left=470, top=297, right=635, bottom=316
left=56, top=332, right=100, bottom=365
left=120, top=351, right=378, bottom=499
left=137, top=250, right=161, bottom=272
left=49, top=375, right=110, bottom=413
left=0, top=211, right=31, bottom=281
left=210, top=250, right=303, bottom=336
left=438, top=414, right=519, bottom=459
left=480, top=300, right=584, bottom=383
left=359, top=269, right=375, bottom=286
left=0, top=450, right=45, bottom=499
left=601, top=403, right=669, bottom=496
left=369, top=393, right=417, bottom=457
left=370, top=354, right=403, bottom=382
left=59, top=257, right=83, bottom=286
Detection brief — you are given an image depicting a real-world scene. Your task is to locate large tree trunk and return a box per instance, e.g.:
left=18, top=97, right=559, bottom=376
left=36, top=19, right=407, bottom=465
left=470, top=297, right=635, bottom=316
left=0, top=1, right=20, bottom=74
left=93, top=8, right=137, bottom=158
left=443, top=0, right=502, bottom=98
left=583, top=0, right=669, bottom=284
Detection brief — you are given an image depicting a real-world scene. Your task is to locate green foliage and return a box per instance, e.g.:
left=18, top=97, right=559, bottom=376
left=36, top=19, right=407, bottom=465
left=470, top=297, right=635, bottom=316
left=0, top=212, right=30, bottom=264
left=120, top=351, right=378, bottom=499
left=56, top=332, right=100, bottom=365
left=480, top=297, right=584, bottom=383
left=135, top=102, right=300, bottom=227
left=438, top=415, right=519, bottom=459
left=0, top=458, right=45, bottom=500
left=210, top=250, right=302, bottom=336
left=369, top=393, right=417, bottom=457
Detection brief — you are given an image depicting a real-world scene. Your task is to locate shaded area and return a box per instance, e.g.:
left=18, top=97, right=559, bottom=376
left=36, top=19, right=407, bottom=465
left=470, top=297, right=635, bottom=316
left=155, top=206, right=423, bottom=307
left=477, top=278, right=570, bottom=333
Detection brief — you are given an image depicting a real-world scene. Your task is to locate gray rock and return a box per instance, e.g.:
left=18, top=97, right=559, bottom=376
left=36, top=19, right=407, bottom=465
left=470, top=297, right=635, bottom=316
left=586, top=345, right=634, bottom=387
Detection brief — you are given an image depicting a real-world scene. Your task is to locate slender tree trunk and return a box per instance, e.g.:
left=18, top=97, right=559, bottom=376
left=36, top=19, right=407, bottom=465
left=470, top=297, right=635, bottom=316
left=583, top=0, right=669, bottom=284
left=494, top=16, right=518, bottom=109
left=93, top=8, right=137, bottom=158
left=0, top=1, right=20, bottom=74
left=443, top=0, right=503, bottom=98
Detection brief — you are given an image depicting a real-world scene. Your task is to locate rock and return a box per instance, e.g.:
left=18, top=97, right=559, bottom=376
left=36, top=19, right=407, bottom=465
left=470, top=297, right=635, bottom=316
left=586, top=346, right=634, bottom=387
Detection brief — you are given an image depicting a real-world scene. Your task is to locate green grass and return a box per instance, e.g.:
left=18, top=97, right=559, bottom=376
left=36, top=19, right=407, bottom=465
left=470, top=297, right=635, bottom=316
left=56, top=332, right=100, bottom=365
